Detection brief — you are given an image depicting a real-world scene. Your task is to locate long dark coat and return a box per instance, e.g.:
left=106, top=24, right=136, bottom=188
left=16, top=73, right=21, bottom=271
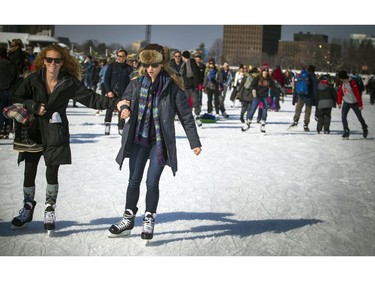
left=115, top=73, right=202, bottom=176
left=13, top=69, right=119, bottom=166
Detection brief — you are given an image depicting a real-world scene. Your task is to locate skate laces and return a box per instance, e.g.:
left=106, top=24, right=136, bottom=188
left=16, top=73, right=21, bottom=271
left=114, top=210, right=134, bottom=231
left=142, top=213, right=155, bottom=234
left=16, top=203, right=33, bottom=222
left=44, top=205, right=56, bottom=224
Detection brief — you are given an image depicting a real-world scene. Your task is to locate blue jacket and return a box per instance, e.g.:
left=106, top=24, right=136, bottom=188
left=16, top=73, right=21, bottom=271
left=104, top=62, right=133, bottom=97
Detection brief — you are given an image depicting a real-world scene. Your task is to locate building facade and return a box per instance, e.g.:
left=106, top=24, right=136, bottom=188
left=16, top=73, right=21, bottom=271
left=278, top=33, right=341, bottom=71
left=222, top=25, right=281, bottom=67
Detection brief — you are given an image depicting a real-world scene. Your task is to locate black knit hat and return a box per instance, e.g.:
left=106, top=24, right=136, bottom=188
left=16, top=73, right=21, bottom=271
left=182, top=51, right=191, bottom=59
left=338, top=70, right=349, bottom=79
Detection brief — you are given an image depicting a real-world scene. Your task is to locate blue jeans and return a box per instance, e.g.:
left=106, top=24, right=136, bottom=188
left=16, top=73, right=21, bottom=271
left=341, top=102, right=367, bottom=131
left=246, top=96, right=269, bottom=122
left=125, top=143, right=165, bottom=214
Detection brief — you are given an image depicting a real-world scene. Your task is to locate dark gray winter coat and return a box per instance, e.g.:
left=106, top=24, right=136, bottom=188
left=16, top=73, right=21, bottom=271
left=316, top=82, right=337, bottom=109
left=115, top=73, right=202, bottom=176
left=13, top=69, right=119, bottom=166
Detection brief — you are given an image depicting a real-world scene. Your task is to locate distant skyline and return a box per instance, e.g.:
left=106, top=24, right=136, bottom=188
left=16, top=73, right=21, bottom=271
left=54, top=25, right=375, bottom=51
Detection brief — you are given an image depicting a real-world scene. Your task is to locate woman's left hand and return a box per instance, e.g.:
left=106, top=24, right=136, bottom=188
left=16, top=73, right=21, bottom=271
left=117, top=99, right=130, bottom=111
left=192, top=147, right=202, bottom=156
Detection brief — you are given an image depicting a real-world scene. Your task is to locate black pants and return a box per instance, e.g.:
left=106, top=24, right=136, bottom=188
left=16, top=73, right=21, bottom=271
left=105, top=108, right=125, bottom=129
left=341, top=102, right=367, bottom=131
left=317, top=108, right=332, bottom=132
left=23, top=152, right=59, bottom=187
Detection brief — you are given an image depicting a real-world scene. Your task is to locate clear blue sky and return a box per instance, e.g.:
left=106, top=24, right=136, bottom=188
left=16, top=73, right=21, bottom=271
left=54, top=25, right=375, bottom=51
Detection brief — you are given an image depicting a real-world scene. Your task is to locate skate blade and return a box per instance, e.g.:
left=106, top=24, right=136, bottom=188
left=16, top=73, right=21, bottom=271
left=46, top=230, right=55, bottom=236
left=144, top=240, right=151, bottom=246
left=108, top=230, right=131, bottom=238
left=11, top=223, right=29, bottom=230
left=342, top=137, right=349, bottom=140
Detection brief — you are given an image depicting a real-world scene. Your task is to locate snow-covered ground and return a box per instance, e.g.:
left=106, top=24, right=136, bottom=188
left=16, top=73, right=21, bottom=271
left=1, top=91, right=374, bottom=280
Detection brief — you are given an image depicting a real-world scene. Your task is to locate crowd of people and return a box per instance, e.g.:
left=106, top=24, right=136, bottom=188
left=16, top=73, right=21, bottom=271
left=1, top=38, right=374, bottom=241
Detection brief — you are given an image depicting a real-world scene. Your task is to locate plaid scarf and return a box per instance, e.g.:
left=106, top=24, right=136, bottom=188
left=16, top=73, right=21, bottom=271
left=135, top=72, right=166, bottom=166
left=3, top=103, right=35, bottom=125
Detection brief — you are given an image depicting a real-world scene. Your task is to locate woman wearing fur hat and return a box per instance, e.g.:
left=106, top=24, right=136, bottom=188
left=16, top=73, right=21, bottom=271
left=109, top=44, right=202, bottom=240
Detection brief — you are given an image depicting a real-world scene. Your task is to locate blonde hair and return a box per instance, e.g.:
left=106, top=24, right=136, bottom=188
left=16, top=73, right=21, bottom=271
left=34, top=44, right=81, bottom=80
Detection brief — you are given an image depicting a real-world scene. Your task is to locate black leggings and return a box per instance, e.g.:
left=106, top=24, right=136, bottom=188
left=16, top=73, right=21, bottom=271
left=23, top=152, right=59, bottom=187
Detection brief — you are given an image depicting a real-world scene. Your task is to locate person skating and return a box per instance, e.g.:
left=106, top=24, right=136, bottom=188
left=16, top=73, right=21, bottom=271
left=108, top=44, right=202, bottom=241
left=9, top=45, right=127, bottom=233
left=337, top=70, right=368, bottom=140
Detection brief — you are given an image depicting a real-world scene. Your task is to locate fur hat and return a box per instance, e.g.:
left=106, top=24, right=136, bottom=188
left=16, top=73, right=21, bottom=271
left=139, top=44, right=170, bottom=65
left=338, top=70, right=349, bottom=79
left=182, top=51, right=191, bottom=59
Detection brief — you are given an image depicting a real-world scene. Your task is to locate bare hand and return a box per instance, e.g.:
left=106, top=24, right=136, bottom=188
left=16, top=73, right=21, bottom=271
left=359, top=106, right=363, bottom=111
left=107, top=91, right=114, bottom=98
left=338, top=104, right=341, bottom=109
left=192, top=147, right=202, bottom=156
left=117, top=99, right=130, bottom=111
left=120, top=109, right=131, bottom=119
left=37, top=103, right=46, bottom=116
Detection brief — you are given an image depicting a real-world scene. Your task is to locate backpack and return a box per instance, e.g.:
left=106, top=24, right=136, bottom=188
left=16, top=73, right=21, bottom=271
left=243, top=75, right=253, bottom=90
left=351, top=75, right=364, bottom=93
left=296, top=70, right=311, bottom=96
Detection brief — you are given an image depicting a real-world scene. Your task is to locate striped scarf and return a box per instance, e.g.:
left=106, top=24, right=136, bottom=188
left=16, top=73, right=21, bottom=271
left=135, top=72, right=166, bottom=166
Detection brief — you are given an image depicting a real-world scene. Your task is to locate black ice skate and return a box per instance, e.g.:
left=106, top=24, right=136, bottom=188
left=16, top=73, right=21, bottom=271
left=11, top=201, right=37, bottom=230
left=303, top=123, right=310, bottom=132
left=241, top=120, right=251, bottom=132
left=108, top=209, right=135, bottom=238
left=141, top=212, right=156, bottom=241
left=44, top=203, right=56, bottom=234
left=288, top=121, right=298, bottom=130
left=260, top=121, right=266, bottom=133
left=363, top=127, right=368, bottom=139
left=342, top=129, right=350, bottom=140
left=104, top=122, right=111, bottom=135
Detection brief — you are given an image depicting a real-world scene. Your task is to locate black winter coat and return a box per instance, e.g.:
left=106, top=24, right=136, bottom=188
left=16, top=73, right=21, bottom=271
left=104, top=62, right=133, bottom=97
left=116, top=73, right=202, bottom=176
left=13, top=69, right=119, bottom=166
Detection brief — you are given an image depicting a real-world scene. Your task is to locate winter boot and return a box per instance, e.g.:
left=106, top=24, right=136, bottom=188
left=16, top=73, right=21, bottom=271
left=363, top=127, right=368, bottom=139
left=108, top=209, right=135, bottom=237
left=241, top=120, right=251, bottom=132
left=44, top=203, right=56, bottom=231
left=303, top=123, right=310, bottom=132
left=11, top=200, right=37, bottom=229
left=13, top=122, right=43, bottom=152
left=141, top=212, right=156, bottom=240
left=342, top=129, right=350, bottom=140
left=104, top=122, right=111, bottom=135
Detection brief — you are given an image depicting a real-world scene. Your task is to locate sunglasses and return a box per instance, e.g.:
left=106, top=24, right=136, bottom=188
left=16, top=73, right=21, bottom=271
left=174, top=56, right=181, bottom=58
left=44, top=57, right=63, bottom=64
left=142, top=63, right=160, bottom=68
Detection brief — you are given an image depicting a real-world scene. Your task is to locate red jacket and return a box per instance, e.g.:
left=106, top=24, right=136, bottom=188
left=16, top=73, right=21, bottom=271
left=337, top=79, right=363, bottom=108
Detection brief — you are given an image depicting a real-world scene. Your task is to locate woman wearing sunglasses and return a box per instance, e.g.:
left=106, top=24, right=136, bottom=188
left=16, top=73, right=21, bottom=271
left=9, top=44, right=127, bottom=233
left=109, top=43, right=202, bottom=241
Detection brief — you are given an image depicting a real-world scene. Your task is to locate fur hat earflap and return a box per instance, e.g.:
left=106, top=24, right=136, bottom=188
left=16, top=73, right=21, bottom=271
left=139, top=44, right=170, bottom=65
